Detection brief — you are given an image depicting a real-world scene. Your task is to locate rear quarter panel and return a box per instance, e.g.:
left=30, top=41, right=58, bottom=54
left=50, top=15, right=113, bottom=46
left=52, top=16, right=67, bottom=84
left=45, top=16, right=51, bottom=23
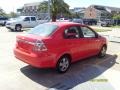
left=42, top=26, right=72, bottom=64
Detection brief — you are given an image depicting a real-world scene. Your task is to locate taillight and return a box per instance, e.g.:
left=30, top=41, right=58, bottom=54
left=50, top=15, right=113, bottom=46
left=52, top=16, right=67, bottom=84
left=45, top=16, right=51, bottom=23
left=33, top=40, right=47, bottom=52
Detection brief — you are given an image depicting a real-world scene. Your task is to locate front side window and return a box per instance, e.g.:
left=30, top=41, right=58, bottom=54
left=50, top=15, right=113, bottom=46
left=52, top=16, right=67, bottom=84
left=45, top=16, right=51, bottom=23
left=81, top=27, right=96, bottom=38
left=64, top=26, right=80, bottom=39
left=24, top=17, right=30, bottom=21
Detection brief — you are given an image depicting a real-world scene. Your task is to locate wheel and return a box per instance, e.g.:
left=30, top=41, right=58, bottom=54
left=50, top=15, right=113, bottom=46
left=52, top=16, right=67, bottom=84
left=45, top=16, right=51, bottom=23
left=15, top=25, right=22, bottom=31
left=101, top=24, right=104, bottom=27
left=98, top=46, right=107, bottom=58
left=3, top=22, right=6, bottom=26
left=56, top=56, right=71, bottom=73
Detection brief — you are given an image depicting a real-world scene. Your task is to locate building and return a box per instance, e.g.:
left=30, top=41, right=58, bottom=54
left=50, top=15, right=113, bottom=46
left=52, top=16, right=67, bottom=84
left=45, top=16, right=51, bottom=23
left=70, top=7, right=86, bottom=18
left=84, top=5, right=120, bottom=20
left=17, top=2, right=49, bottom=19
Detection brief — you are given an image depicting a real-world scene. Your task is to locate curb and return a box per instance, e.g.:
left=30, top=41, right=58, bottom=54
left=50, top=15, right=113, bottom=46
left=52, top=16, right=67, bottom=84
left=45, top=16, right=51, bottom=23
left=101, top=35, right=120, bottom=43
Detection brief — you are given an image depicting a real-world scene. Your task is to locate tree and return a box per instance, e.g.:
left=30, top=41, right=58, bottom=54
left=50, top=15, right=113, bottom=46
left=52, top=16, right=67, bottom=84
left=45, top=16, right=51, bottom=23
left=112, top=13, right=120, bottom=25
left=8, top=12, right=18, bottom=18
left=38, top=1, right=48, bottom=13
left=51, top=0, right=70, bottom=21
left=113, top=14, right=120, bottom=19
left=38, top=0, right=70, bottom=22
left=0, top=8, right=7, bottom=17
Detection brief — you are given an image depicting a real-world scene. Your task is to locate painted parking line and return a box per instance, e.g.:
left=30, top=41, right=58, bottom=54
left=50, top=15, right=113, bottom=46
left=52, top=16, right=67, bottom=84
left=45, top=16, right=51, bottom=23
left=95, top=51, right=120, bottom=65
left=95, top=55, right=117, bottom=65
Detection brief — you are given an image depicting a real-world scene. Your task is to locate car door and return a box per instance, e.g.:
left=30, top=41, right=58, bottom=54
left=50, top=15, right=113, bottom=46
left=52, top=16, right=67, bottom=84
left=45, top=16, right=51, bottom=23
left=80, top=26, right=101, bottom=56
left=63, top=26, right=89, bottom=61
left=22, top=17, right=31, bottom=28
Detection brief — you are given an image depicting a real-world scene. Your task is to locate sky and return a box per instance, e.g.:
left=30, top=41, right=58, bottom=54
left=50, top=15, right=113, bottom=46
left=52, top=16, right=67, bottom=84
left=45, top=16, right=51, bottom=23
left=0, top=0, right=120, bottom=13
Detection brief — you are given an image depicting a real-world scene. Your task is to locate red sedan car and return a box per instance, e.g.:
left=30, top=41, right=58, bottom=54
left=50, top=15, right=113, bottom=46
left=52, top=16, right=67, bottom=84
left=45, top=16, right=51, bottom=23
left=14, top=22, right=107, bottom=73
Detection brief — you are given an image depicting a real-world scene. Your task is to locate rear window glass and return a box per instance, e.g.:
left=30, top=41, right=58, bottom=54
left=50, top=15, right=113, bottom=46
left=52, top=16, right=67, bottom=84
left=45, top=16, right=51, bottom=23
left=28, top=24, right=58, bottom=36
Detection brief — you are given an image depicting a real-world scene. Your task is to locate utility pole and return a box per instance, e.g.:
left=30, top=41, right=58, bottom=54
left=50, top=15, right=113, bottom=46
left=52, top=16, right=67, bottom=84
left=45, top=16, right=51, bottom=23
left=48, top=0, right=51, bottom=20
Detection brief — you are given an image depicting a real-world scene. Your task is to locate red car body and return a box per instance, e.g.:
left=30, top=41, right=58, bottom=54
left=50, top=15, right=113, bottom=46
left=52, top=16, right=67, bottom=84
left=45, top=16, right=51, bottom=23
left=14, top=22, right=107, bottom=71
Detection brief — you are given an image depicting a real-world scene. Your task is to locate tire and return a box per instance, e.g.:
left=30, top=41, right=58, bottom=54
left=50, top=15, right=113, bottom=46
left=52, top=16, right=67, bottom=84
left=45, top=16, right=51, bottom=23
left=3, top=22, right=6, bottom=26
left=10, top=29, right=14, bottom=32
left=15, top=25, right=22, bottom=31
left=56, top=56, right=71, bottom=73
left=98, top=46, right=107, bottom=58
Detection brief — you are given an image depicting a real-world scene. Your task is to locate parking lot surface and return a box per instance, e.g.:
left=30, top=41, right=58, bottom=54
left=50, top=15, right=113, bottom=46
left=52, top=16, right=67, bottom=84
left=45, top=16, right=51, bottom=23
left=0, top=27, right=120, bottom=90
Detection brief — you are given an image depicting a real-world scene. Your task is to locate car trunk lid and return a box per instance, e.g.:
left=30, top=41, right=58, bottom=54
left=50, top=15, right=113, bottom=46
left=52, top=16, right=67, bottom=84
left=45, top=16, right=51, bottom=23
left=16, top=34, right=46, bottom=53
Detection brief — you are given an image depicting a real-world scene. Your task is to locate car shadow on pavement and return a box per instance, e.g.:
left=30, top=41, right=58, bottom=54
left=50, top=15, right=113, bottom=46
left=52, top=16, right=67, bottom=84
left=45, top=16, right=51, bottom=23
left=20, top=54, right=118, bottom=90
left=8, top=30, right=23, bottom=32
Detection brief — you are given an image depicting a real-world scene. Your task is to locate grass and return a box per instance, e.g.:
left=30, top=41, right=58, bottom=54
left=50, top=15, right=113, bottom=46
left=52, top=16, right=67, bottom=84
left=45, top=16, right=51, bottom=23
left=95, top=29, right=112, bottom=32
left=111, top=25, right=120, bottom=28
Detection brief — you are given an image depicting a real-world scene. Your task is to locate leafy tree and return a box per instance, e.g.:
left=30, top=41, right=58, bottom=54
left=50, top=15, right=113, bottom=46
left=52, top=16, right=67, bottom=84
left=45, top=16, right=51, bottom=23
left=38, top=1, right=48, bottom=13
left=113, top=14, right=120, bottom=19
left=0, top=8, right=7, bottom=17
left=38, top=0, right=70, bottom=22
left=8, top=12, right=18, bottom=18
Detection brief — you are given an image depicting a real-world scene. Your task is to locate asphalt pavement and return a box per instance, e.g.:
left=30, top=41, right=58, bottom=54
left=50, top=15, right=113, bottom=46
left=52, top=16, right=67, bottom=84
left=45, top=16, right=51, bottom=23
left=0, top=27, right=120, bottom=90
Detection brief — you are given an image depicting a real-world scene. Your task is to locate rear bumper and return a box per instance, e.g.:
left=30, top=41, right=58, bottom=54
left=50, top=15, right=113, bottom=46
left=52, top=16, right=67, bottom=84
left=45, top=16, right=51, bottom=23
left=14, top=48, right=56, bottom=68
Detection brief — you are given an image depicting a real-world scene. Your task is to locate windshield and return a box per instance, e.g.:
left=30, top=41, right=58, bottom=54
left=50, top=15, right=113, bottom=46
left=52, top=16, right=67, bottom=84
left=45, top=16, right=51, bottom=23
left=28, top=24, right=58, bottom=37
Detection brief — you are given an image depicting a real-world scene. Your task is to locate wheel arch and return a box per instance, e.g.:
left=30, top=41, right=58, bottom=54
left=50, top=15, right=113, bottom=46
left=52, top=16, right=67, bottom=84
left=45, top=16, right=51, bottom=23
left=102, top=44, right=107, bottom=49
left=56, top=53, right=72, bottom=65
left=60, top=54, right=72, bottom=62
left=56, top=53, right=72, bottom=73
left=15, top=24, right=22, bottom=28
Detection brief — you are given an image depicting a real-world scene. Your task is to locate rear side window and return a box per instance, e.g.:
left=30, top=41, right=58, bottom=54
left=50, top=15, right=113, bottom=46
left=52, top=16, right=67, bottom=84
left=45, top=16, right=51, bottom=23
left=28, top=24, right=58, bottom=36
left=31, top=17, right=36, bottom=21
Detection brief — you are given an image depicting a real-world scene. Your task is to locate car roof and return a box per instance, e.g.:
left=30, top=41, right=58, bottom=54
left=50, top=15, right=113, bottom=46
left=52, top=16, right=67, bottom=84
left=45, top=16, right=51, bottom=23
left=20, top=16, right=36, bottom=17
left=45, top=22, right=85, bottom=27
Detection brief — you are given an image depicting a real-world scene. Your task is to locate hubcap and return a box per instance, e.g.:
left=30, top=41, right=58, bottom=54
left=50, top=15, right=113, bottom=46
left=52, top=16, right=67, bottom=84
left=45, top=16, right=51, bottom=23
left=59, top=58, right=69, bottom=72
left=16, top=26, right=21, bottom=31
left=101, top=47, right=106, bottom=56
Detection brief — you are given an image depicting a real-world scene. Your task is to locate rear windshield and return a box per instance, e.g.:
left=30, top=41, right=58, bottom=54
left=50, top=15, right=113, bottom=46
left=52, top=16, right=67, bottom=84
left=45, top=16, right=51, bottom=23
left=28, top=24, right=58, bottom=36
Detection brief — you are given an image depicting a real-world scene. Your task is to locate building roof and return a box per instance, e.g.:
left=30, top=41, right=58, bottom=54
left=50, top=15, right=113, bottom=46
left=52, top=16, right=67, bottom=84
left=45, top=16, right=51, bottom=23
left=91, top=5, right=120, bottom=13
left=24, top=2, right=40, bottom=7
left=70, top=7, right=86, bottom=13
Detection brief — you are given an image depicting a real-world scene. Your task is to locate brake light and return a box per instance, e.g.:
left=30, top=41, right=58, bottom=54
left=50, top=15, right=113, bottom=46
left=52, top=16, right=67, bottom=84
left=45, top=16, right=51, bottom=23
left=33, top=40, right=47, bottom=51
